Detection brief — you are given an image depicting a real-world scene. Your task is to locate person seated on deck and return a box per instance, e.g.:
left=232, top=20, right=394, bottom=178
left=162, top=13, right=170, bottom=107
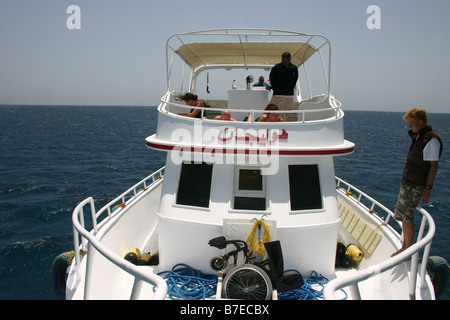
left=214, top=110, right=236, bottom=121
left=178, top=93, right=207, bottom=118
left=247, top=104, right=284, bottom=123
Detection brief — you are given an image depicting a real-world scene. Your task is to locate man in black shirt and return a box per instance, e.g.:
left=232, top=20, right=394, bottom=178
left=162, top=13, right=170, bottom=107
left=269, top=52, right=299, bottom=121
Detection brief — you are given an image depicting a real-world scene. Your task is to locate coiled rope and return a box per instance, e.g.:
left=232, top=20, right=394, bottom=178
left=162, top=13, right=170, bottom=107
left=277, top=271, right=348, bottom=300
left=158, top=264, right=218, bottom=300
left=246, top=219, right=271, bottom=260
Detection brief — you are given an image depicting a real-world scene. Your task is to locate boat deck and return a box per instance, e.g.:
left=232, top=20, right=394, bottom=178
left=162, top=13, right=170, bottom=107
left=66, top=174, right=435, bottom=300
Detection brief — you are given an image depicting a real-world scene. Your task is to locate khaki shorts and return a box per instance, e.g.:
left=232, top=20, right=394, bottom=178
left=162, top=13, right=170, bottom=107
left=269, top=95, right=297, bottom=121
left=394, top=183, right=425, bottom=223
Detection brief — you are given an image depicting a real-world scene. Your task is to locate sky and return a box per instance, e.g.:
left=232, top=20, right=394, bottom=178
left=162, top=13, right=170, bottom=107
left=1, top=0, right=450, bottom=113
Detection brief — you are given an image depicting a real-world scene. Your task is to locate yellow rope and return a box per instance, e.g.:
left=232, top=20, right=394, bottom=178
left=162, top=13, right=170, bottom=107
left=246, top=219, right=271, bottom=260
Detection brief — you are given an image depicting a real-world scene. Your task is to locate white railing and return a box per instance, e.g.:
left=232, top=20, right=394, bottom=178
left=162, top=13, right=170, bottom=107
left=328, top=177, right=436, bottom=300
left=71, top=167, right=167, bottom=300
left=335, top=177, right=398, bottom=228
left=162, top=97, right=344, bottom=124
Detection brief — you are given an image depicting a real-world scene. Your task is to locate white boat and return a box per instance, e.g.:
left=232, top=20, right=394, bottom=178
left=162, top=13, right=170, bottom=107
left=55, top=29, right=444, bottom=300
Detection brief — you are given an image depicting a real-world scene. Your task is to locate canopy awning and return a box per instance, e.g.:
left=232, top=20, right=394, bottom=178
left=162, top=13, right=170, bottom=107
left=175, top=42, right=317, bottom=70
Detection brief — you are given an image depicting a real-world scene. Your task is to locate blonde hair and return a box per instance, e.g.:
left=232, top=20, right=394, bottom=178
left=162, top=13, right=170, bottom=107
left=403, top=108, right=428, bottom=124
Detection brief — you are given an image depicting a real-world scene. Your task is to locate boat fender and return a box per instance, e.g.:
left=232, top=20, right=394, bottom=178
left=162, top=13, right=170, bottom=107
left=426, top=256, right=449, bottom=300
left=124, top=248, right=141, bottom=265
left=336, top=242, right=346, bottom=257
left=336, top=242, right=348, bottom=268
left=346, top=244, right=363, bottom=262
left=340, top=254, right=353, bottom=268
left=50, top=251, right=75, bottom=300
left=335, top=255, right=341, bottom=267
left=137, top=252, right=152, bottom=265
left=149, top=251, right=159, bottom=265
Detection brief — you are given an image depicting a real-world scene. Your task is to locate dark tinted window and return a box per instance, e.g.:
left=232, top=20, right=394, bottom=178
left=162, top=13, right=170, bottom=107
left=176, top=162, right=213, bottom=208
left=289, top=165, right=322, bottom=210
left=234, top=168, right=266, bottom=211
left=238, top=169, right=263, bottom=190
left=234, top=197, right=266, bottom=210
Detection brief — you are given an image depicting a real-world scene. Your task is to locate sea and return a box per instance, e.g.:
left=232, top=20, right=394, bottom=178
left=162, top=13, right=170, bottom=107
left=0, top=105, right=449, bottom=300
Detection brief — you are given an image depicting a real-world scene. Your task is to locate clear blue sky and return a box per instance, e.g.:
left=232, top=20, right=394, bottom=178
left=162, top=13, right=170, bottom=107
left=1, top=0, right=449, bottom=113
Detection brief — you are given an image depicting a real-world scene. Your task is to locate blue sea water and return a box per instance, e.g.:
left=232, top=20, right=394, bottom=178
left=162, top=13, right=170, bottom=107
left=0, top=105, right=449, bottom=300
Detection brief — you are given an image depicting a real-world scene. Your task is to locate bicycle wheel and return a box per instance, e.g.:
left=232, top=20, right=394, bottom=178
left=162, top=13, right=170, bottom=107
left=222, top=264, right=273, bottom=300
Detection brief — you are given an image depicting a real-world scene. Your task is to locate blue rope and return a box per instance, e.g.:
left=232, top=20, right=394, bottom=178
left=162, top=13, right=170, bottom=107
left=157, top=265, right=347, bottom=300
left=277, top=270, right=348, bottom=300
left=158, top=264, right=218, bottom=300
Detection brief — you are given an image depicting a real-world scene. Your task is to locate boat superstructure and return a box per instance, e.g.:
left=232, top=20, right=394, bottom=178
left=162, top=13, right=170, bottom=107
left=62, top=29, right=438, bottom=300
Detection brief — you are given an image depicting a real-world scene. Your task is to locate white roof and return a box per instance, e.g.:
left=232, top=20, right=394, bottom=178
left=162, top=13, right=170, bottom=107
left=175, top=42, right=317, bottom=70
left=168, top=29, right=328, bottom=71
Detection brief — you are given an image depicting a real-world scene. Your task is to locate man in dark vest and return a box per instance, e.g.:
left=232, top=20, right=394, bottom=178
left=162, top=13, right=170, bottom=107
left=269, top=52, right=299, bottom=121
left=392, top=108, right=442, bottom=256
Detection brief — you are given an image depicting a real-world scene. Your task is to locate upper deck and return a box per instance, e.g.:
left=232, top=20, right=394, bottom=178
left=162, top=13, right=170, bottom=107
left=146, top=29, right=354, bottom=158
left=146, top=91, right=354, bottom=157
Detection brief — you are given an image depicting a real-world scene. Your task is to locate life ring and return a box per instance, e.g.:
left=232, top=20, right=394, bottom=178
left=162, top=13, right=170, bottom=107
left=50, top=251, right=75, bottom=300
left=426, top=256, right=449, bottom=300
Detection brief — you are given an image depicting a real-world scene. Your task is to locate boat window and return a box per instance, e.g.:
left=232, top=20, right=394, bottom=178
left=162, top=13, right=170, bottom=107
left=233, top=168, right=266, bottom=211
left=234, top=197, right=266, bottom=210
left=288, top=165, right=322, bottom=211
left=176, top=162, right=213, bottom=208
left=238, top=169, right=263, bottom=191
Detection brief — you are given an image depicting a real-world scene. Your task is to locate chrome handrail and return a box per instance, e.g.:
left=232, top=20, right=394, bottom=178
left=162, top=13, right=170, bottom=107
left=71, top=168, right=167, bottom=300
left=327, top=178, right=435, bottom=300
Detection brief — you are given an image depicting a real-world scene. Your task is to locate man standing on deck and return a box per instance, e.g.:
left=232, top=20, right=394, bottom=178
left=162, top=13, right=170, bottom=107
left=392, top=108, right=443, bottom=257
left=269, top=52, right=298, bottom=121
